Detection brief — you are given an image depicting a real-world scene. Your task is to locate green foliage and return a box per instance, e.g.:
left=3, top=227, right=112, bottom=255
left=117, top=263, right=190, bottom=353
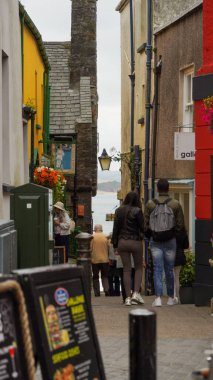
left=112, top=147, right=138, bottom=191
left=25, top=97, right=36, bottom=111
left=179, top=250, right=195, bottom=287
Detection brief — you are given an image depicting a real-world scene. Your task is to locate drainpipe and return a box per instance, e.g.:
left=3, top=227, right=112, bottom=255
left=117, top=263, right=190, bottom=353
left=144, top=0, right=152, bottom=205
left=20, top=12, right=25, bottom=94
left=129, top=0, right=135, bottom=148
left=144, top=0, right=153, bottom=295
left=43, top=71, right=50, bottom=154
left=151, top=56, right=162, bottom=198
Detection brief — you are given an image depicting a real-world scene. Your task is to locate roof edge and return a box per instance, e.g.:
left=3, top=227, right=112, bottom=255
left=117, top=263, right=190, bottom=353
left=154, top=1, right=202, bottom=35
left=116, top=0, right=129, bottom=12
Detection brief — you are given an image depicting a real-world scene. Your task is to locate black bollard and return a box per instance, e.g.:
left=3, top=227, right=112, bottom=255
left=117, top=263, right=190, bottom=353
left=129, top=308, right=156, bottom=380
left=75, top=232, right=93, bottom=305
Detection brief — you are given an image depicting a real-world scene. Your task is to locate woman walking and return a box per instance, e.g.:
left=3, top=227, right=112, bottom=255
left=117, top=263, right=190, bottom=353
left=112, top=191, right=144, bottom=306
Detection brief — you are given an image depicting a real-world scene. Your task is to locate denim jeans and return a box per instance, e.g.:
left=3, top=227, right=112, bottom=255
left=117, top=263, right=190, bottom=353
left=150, top=238, right=176, bottom=297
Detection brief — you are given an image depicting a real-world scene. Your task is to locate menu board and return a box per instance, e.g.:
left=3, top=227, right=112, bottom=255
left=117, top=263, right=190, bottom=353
left=15, top=266, right=106, bottom=380
left=53, top=247, right=66, bottom=264
left=0, top=293, right=27, bottom=380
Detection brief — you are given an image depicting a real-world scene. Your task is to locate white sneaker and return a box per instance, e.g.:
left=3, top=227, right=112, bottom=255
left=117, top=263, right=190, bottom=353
left=152, top=297, right=162, bottom=307
left=131, top=292, right=145, bottom=305
left=173, top=297, right=179, bottom=305
left=125, top=297, right=132, bottom=306
left=167, top=297, right=175, bottom=306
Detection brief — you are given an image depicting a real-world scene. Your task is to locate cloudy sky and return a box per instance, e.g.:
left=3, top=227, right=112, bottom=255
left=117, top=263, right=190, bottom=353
left=20, top=0, right=121, bottom=171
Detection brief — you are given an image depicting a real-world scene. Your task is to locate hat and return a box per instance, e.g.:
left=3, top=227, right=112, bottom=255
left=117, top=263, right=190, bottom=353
left=53, top=201, right=65, bottom=211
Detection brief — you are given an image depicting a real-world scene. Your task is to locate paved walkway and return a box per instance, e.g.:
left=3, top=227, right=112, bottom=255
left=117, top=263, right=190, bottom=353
left=92, top=295, right=213, bottom=380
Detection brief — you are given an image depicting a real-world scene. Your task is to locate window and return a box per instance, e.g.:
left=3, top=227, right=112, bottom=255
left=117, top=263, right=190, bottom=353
left=179, top=66, right=194, bottom=132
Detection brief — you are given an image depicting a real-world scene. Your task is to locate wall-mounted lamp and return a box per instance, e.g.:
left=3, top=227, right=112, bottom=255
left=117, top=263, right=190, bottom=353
left=98, top=149, right=112, bottom=171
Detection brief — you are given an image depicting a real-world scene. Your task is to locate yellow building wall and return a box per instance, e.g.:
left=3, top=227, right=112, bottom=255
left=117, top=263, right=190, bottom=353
left=23, top=24, right=45, bottom=163
left=118, top=0, right=149, bottom=201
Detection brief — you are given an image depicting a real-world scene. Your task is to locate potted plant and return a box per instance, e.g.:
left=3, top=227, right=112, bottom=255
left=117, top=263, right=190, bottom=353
left=179, top=250, right=195, bottom=304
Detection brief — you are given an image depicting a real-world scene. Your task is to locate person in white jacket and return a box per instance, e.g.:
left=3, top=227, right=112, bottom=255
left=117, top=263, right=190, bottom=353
left=53, top=201, right=71, bottom=262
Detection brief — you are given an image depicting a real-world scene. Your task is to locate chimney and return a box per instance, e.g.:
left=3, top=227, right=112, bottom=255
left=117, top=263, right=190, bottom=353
left=70, top=0, right=97, bottom=88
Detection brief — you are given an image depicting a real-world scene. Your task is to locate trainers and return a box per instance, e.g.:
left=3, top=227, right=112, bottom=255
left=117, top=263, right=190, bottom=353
left=125, top=297, right=132, bottom=306
left=167, top=297, right=175, bottom=306
left=131, top=292, right=144, bottom=305
left=173, top=297, right=179, bottom=305
left=152, top=297, right=162, bottom=307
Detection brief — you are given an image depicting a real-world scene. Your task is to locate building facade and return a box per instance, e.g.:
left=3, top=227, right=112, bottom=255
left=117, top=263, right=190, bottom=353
left=154, top=1, right=202, bottom=247
left=0, top=0, right=25, bottom=219
left=20, top=3, right=51, bottom=170
left=116, top=0, right=202, bottom=249
left=116, top=0, right=148, bottom=200
left=45, top=0, right=98, bottom=232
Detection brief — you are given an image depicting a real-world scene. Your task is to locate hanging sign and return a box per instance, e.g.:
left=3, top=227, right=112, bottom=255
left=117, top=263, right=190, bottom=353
left=174, top=132, right=195, bottom=160
left=15, top=265, right=106, bottom=380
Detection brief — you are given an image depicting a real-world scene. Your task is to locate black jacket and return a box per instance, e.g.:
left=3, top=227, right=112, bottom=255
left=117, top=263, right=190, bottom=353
left=175, top=227, right=189, bottom=266
left=111, top=205, right=144, bottom=249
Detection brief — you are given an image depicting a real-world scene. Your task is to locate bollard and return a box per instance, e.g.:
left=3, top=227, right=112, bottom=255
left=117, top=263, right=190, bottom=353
left=75, top=232, right=93, bottom=304
left=129, top=308, right=156, bottom=380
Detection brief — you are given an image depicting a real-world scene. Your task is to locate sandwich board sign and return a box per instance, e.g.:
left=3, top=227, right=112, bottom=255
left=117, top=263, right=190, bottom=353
left=14, top=265, right=106, bottom=380
left=0, top=277, right=35, bottom=380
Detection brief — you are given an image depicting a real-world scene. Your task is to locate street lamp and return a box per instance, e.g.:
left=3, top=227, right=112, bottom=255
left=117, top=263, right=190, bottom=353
left=98, top=149, right=112, bottom=171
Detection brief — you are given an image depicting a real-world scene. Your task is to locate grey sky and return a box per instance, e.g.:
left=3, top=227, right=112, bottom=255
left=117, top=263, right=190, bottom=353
left=20, top=0, right=121, bottom=171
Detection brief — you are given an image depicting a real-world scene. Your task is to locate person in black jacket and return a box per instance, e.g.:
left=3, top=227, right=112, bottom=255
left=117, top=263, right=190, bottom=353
left=174, top=227, right=189, bottom=304
left=111, top=191, right=144, bottom=306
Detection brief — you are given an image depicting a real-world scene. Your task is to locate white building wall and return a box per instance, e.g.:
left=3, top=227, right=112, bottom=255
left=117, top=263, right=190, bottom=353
left=0, top=0, right=25, bottom=219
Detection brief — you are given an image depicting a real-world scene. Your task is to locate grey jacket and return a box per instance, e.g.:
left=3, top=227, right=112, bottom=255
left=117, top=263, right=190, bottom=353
left=144, top=193, right=185, bottom=239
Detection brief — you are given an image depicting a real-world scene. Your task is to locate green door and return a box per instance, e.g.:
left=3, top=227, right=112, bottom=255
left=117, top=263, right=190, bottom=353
left=10, top=183, right=49, bottom=268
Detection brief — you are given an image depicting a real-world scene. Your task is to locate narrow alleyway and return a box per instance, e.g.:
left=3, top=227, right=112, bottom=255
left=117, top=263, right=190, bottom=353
left=92, top=295, right=213, bottom=380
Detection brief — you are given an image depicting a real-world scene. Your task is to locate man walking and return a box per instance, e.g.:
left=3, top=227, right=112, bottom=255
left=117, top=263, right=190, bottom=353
left=144, top=178, right=185, bottom=306
left=91, top=224, right=110, bottom=296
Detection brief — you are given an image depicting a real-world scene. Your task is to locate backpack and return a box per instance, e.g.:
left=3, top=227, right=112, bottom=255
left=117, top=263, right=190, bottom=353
left=149, top=198, right=175, bottom=242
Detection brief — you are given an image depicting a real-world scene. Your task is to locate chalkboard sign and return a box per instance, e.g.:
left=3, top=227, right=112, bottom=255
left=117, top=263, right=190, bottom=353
left=0, top=278, right=34, bottom=380
left=15, top=265, right=106, bottom=380
left=53, top=246, right=66, bottom=264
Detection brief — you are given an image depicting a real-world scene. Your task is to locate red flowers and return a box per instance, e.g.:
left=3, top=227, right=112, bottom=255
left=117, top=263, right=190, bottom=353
left=34, top=167, right=66, bottom=203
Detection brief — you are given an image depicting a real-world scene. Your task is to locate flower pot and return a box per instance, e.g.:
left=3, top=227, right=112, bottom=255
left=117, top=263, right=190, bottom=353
left=179, top=286, right=194, bottom=304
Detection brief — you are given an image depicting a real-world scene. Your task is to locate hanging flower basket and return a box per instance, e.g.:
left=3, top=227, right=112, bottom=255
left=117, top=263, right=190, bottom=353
left=201, top=96, right=213, bottom=133
left=34, top=166, right=66, bottom=204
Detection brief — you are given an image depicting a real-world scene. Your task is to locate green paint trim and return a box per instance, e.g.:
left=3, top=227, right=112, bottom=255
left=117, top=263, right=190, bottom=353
left=34, top=148, right=38, bottom=164
left=19, top=3, right=51, bottom=71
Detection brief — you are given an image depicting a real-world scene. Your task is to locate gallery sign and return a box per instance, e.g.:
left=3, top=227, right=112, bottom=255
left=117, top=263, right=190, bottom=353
left=174, top=132, right=195, bottom=160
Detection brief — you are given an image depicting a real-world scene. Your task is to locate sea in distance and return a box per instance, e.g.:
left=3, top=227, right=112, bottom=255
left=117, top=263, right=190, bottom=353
left=92, top=190, right=120, bottom=235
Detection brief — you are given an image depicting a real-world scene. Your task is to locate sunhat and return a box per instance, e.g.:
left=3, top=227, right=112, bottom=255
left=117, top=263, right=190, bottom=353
left=53, top=201, right=65, bottom=211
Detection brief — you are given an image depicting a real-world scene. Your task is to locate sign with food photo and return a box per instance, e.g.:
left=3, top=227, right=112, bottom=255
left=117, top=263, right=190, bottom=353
left=15, top=265, right=105, bottom=380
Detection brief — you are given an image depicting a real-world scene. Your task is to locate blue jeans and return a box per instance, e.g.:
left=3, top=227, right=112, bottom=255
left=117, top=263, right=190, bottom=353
left=150, top=238, right=176, bottom=297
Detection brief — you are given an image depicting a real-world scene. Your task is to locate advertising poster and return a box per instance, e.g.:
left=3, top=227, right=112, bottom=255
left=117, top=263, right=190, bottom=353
left=37, top=278, right=101, bottom=380
left=0, top=294, right=25, bottom=380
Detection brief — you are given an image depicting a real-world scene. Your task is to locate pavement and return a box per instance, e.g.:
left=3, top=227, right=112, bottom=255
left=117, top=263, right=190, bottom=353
left=92, top=294, right=213, bottom=380
left=35, top=293, right=213, bottom=380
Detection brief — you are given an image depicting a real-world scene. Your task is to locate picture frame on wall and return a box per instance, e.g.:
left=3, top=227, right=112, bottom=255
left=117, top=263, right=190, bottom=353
left=51, top=142, right=76, bottom=174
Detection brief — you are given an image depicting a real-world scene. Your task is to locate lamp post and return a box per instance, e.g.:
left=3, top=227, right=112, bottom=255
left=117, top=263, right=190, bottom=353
left=98, top=147, right=141, bottom=194
left=98, top=149, right=112, bottom=171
